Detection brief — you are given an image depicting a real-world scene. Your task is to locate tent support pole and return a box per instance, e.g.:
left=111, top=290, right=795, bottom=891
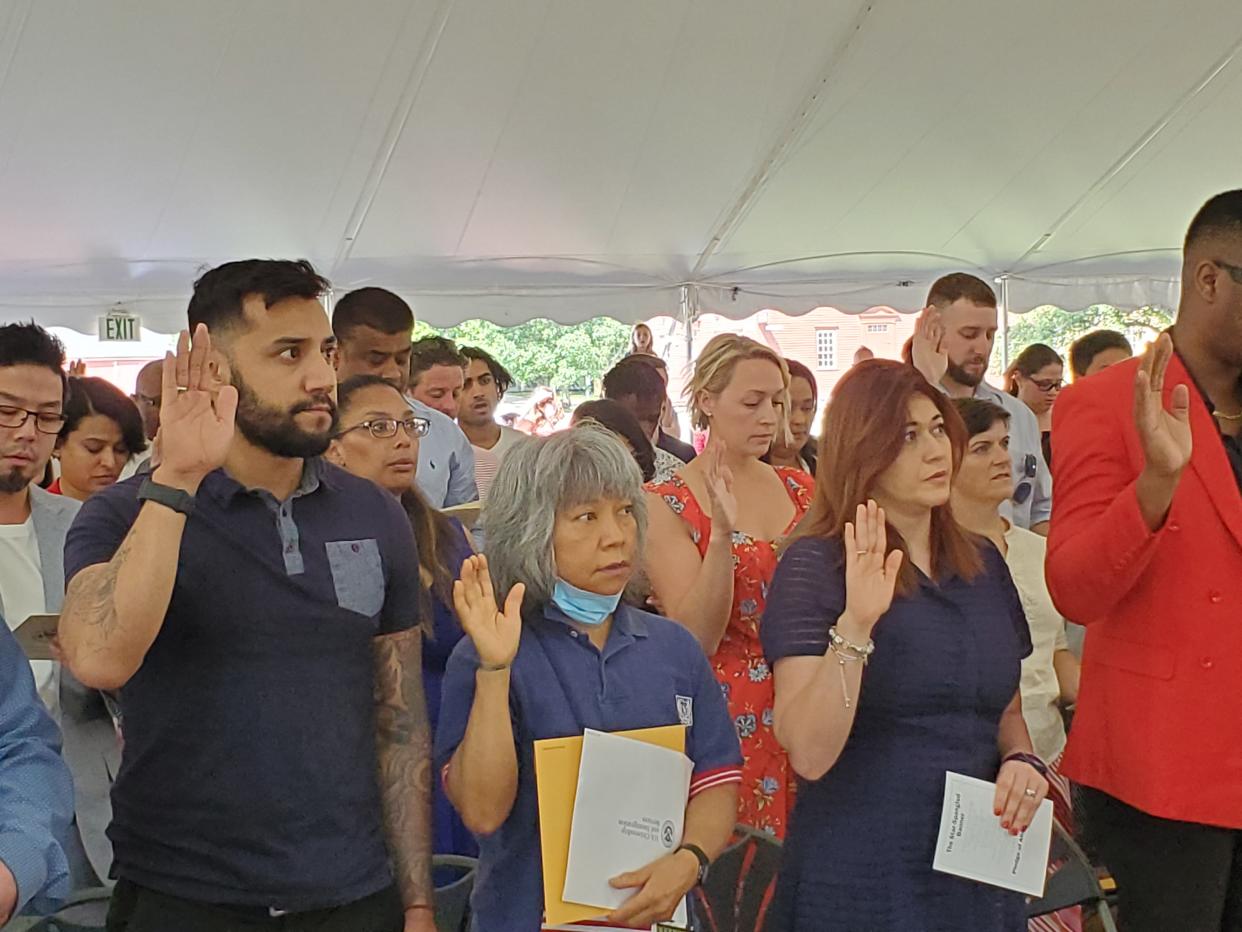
left=998, top=276, right=1011, bottom=372
left=680, top=285, right=695, bottom=366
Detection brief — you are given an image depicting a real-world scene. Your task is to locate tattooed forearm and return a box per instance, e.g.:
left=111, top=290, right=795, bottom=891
left=374, top=628, right=434, bottom=909
left=63, top=531, right=136, bottom=637
left=60, top=503, right=186, bottom=690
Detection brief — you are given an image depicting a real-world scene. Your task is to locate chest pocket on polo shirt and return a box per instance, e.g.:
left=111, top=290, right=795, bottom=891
left=325, top=539, right=385, bottom=617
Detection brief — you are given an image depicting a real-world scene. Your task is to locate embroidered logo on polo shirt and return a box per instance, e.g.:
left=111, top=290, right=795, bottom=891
left=676, top=695, right=693, bottom=726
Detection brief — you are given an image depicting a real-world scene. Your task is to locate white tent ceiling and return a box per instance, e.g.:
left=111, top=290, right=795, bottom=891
left=1, top=0, right=1239, bottom=333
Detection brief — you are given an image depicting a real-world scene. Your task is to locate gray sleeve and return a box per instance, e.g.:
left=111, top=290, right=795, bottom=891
left=443, top=428, right=479, bottom=507
left=1030, top=441, right=1053, bottom=526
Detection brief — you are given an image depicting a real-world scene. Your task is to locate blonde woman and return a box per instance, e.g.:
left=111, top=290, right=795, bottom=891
left=645, top=334, right=813, bottom=838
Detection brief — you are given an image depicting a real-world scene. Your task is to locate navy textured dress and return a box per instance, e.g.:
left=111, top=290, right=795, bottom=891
left=422, top=520, right=478, bottom=859
left=760, top=536, right=1032, bottom=932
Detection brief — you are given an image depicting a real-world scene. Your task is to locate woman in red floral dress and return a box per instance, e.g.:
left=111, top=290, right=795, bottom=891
left=645, top=335, right=813, bottom=838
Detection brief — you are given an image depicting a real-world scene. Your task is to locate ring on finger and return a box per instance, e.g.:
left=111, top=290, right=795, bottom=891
left=1023, top=788, right=1038, bottom=798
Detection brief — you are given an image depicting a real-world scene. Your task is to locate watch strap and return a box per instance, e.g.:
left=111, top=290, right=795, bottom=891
left=676, top=842, right=710, bottom=885
left=137, top=477, right=197, bottom=517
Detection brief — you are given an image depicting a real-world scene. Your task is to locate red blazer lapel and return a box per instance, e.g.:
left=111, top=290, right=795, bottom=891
left=1170, top=352, right=1242, bottom=549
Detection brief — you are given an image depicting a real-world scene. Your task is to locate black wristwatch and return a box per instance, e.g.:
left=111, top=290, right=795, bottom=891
left=137, top=477, right=197, bottom=517
left=676, top=843, right=711, bottom=886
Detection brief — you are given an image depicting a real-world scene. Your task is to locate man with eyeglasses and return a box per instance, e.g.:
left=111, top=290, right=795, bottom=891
left=0, top=321, right=118, bottom=903
left=1046, top=190, right=1242, bottom=931
left=911, top=273, right=1053, bottom=534
left=130, top=360, right=162, bottom=443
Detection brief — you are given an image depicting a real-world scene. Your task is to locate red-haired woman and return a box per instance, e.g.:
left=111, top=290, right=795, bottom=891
left=761, top=360, right=1048, bottom=931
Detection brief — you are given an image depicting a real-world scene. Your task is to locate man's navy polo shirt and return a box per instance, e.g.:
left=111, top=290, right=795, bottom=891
left=63, top=459, right=421, bottom=911
left=434, top=602, right=743, bottom=932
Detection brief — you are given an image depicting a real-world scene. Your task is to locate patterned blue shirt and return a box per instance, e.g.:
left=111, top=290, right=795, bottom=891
left=0, top=621, right=73, bottom=917
left=407, top=398, right=479, bottom=508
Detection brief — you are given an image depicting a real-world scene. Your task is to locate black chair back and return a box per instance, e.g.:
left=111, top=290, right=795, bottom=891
left=433, top=854, right=477, bottom=932
left=1026, top=820, right=1118, bottom=932
left=692, top=826, right=783, bottom=932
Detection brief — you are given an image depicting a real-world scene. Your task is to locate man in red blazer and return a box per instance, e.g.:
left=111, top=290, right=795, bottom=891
left=1047, top=190, right=1242, bottom=932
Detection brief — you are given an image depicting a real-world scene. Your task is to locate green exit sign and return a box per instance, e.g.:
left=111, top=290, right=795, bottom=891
left=99, top=313, right=140, bottom=342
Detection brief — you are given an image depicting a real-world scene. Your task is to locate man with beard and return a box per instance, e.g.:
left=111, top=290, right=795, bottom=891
left=59, top=260, right=435, bottom=932
left=0, top=322, right=78, bottom=922
left=0, top=321, right=116, bottom=898
left=910, top=273, right=1052, bottom=533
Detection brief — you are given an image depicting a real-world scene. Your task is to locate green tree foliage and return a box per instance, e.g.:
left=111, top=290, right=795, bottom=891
left=413, top=317, right=631, bottom=392
left=1007, top=304, right=1174, bottom=358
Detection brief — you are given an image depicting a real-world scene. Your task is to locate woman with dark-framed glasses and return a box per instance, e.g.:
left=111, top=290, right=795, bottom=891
left=1004, top=345, right=1063, bottom=468
left=326, top=374, right=479, bottom=858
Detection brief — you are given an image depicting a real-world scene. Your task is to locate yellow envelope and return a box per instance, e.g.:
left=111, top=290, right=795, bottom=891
left=534, top=725, right=686, bottom=927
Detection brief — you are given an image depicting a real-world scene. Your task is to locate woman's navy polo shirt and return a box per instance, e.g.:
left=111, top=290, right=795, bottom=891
left=434, top=602, right=743, bottom=932
left=63, top=460, right=421, bottom=912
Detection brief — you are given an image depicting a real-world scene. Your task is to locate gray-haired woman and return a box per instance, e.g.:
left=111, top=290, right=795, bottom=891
left=433, top=426, right=741, bottom=932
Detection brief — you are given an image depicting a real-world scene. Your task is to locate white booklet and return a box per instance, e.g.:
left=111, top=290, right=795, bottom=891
left=561, top=729, right=694, bottom=928
left=932, top=771, right=1054, bottom=897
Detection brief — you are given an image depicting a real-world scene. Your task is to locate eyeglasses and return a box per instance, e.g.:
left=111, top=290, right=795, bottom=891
left=335, top=416, right=430, bottom=441
left=1215, top=259, right=1242, bottom=285
left=1029, top=378, right=1063, bottom=393
left=0, top=405, right=68, bottom=435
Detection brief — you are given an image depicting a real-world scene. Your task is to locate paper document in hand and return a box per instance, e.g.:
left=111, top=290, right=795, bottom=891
left=562, top=729, right=693, bottom=925
left=535, top=725, right=686, bottom=928
left=14, top=614, right=59, bottom=661
left=932, top=771, right=1054, bottom=896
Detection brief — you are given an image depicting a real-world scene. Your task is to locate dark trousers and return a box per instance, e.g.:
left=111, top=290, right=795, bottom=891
left=105, top=879, right=404, bottom=932
left=1079, top=785, right=1242, bottom=932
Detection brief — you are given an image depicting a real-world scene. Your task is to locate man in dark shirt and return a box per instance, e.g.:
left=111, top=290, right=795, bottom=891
left=604, top=356, right=696, bottom=464
left=59, top=260, right=435, bottom=932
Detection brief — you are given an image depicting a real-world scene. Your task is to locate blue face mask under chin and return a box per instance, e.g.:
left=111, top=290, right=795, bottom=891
left=551, top=578, right=623, bottom=627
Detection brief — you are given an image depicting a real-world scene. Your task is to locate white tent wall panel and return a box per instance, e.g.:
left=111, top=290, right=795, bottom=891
left=0, top=0, right=1237, bottom=333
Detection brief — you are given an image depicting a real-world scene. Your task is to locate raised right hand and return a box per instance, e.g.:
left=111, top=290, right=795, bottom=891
left=452, top=555, right=524, bottom=670
left=910, top=307, right=948, bottom=386
left=841, top=501, right=904, bottom=635
left=1134, top=333, right=1191, bottom=478
left=153, top=324, right=237, bottom=492
left=701, top=440, right=738, bottom=535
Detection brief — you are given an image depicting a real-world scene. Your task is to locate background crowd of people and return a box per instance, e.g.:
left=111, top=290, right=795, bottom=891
left=0, top=189, right=1239, bottom=932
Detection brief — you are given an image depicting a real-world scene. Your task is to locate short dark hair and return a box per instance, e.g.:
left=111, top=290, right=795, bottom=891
left=335, top=374, right=404, bottom=413
left=61, top=376, right=148, bottom=454
left=1067, top=329, right=1132, bottom=379
left=0, top=321, right=67, bottom=393
left=602, top=356, right=665, bottom=404
left=332, top=287, right=415, bottom=341
left=628, top=352, right=667, bottom=371
left=187, top=259, right=329, bottom=334
left=409, top=335, right=466, bottom=386
left=460, top=346, right=514, bottom=396
left=953, top=397, right=1010, bottom=437
left=1004, top=343, right=1062, bottom=395
left=570, top=399, right=656, bottom=482
left=926, top=272, right=997, bottom=309
left=1185, top=189, right=1242, bottom=251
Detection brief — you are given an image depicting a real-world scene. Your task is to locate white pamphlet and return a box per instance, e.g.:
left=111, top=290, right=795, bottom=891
left=932, top=771, right=1054, bottom=897
left=561, top=729, right=694, bottom=928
